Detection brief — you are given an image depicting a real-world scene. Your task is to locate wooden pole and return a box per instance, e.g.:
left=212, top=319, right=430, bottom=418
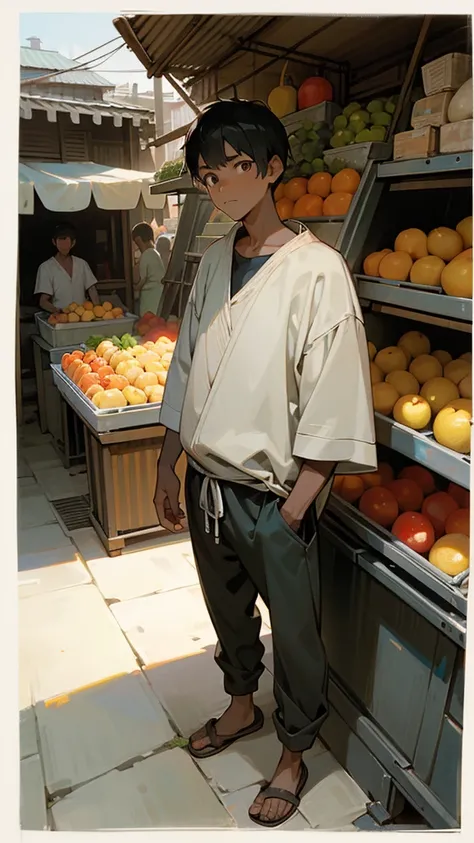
left=388, top=15, right=433, bottom=141
left=164, top=73, right=202, bottom=117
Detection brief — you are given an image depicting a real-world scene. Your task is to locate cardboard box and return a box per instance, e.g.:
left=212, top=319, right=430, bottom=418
left=393, top=127, right=439, bottom=161
left=411, top=92, right=454, bottom=129
left=422, top=53, right=472, bottom=96
left=440, top=119, right=473, bottom=154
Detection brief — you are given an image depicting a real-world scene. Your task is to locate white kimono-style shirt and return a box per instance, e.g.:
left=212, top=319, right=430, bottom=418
left=35, top=256, right=97, bottom=310
left=160, top=222, right=377, bottom=499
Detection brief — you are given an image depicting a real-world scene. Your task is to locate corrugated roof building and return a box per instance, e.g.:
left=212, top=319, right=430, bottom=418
left=20, top=43, right=114, bottom=99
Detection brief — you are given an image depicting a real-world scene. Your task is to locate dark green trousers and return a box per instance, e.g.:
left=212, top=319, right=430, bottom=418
left=185, top=465, right=329, bottom=753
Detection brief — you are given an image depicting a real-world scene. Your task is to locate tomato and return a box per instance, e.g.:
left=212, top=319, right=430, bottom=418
left=392, top=512, right=435, bottom=554
left=387, top=479, right=424, bottom=512
left=398, top=465, right=436, bottom=496
left=422, top=492, right=459, bottom=538
left=447, top=482, right=470, bottom=509
left=359, top=487, right=399, bottom=529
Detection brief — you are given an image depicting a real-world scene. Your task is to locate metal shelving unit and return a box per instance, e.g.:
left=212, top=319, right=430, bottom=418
left=356, top=276, right=472, bottom=322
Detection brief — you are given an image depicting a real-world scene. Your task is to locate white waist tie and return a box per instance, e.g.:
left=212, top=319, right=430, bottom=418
left=199, top=475, right=224, bottom=544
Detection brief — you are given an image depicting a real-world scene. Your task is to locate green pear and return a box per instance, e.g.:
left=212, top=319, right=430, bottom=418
left=372, top=111, right=392, bottom=127
left=367, top=100, right=384, bottom=113
left=343, top=102, right=361, bottom=118
left=333, top=114, right=348, bottom=131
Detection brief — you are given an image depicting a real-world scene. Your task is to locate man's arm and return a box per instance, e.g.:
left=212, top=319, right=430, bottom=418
left=88, top=285, right=100, bottom=305
left=280, top=460, right=335, bottom=530
left=39, top=293, right=59, bottom=314
left=154, top=428, right=186, bottom=532
left=83, top=262, right=100, bottom=305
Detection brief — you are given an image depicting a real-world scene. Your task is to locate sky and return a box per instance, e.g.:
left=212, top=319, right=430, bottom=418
left=19, top=12, right=173, bottom=92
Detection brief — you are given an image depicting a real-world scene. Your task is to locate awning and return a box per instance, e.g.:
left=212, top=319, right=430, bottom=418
left=19, top=162, right=167, bottom=215
left=20, top=94, right=154, bottom=127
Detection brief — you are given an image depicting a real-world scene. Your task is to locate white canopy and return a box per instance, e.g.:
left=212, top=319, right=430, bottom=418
left=19, top=162, right=167, bottom=215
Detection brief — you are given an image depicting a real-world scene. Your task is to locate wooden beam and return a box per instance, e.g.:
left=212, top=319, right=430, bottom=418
left=164, top=73, right=202, bottom=117
left=113, top=16, right=154, bottom=72
left=388, top=15, right=433, bottom=140
left=146, top=120, right=193, bottom=150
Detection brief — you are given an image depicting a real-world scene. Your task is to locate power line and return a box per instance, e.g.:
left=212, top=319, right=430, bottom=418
left=20, top=43, right=125, bottom=87
left=73, top=36, right=122, bottom=62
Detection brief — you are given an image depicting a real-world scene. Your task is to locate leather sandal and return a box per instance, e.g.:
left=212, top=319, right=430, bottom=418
left=249, top=760, right=308, bottom=828
left=187, top=705, right=264, bottom=759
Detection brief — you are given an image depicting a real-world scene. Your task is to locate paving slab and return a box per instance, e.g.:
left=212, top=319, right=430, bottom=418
left=18, top=559, right=91, bottom=598
left=146, top=643, right=275, bottom=742
left=72, top=527, right=108, bottom=562
left=19, top=423, right=52, bottom=447
left=20, top=755, right=48, bottom=831
left=20, top=706, right=38, bottom=760
left=18, top=456, right=33, bottom=478
left=111, top=585, right=218, bottom=666
left=37, top=670, right=175, bottom=794
left=19, top=583, right=138, bottom=703
left=23, top=443, right=63, bottom=471
left=88, top=541, right=198, bottom=602
left=197, top=722, right=327, bottom=795
left=19, top=545, right=82, bottom=574
left=299, top=751, right=368, bottom=829
left=221, top=783, right=311, bottom=829
left=18, top=493, right=57, bottom=529
left=34, top=466, right=89, bottom=500
left=18, top=524, right=73, bottom=556
left=52, top=747, right=234, bottom=830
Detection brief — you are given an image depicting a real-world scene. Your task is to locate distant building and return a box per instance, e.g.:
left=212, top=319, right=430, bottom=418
left=19, top=38, right=155, bottom=170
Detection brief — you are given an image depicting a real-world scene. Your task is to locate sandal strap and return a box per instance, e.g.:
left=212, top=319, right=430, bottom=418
left=204, top=718, right=220, bottom=748
left=258, top=786, right=300, bottom=808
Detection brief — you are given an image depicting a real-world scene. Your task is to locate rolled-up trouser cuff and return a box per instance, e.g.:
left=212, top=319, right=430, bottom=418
left=273, top=704, right=329, bottom=753
left=222, top=665, right=264, bottom=698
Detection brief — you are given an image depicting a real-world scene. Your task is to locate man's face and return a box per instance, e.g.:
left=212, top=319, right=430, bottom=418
left=198, top=141, right=283, bottom=221
left=54, top=235, right=74, bottom=256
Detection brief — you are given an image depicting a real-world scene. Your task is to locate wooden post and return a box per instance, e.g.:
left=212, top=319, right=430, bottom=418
left=120, top=210, right=133, bottom=313
left=388, top=16, right=433, bottom=140
left=164, top=73, right=202, bottom=117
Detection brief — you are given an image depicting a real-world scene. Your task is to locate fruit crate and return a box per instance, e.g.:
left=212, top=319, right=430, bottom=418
left=421, top=52, right=472, bottom=97
left=35, top=311, right=138, bottom=348
left=281, top=101, right=342, bottom=136
left=323, top=141, right=392, bottom=173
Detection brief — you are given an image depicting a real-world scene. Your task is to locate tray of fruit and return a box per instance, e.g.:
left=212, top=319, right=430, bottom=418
left=51, top=334, right=175, bottom=432
left=330, top=458, right=469, bottom=613
left=368, top=330, right=471, bottom=488
left=358, top=218, right=472, bottom=303
left=35, top=301, right=138, bottom=348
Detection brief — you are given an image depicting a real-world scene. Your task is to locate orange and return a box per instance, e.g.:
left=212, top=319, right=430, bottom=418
left=308, top=171, right=332, bottom=198
left=93, top=305, right=105, bottom=319
left=83, top=301, right=94, bottom=311
left=445, top=508, right=470, bottom=537
left=102, top=301, right=113, bottom=312
left=283, top=177, right=308, bottom=202
left=331, top=168, right=360, bottom=195
left=429, top=533, right=469, bottom=575
left=67, top=312, right=80, bottom=323
left=336, top=475, right=365, bottom=503
left=394, top=228, right=428, bottom=260
left=276, top=197, right=295, bottom=221
left=274, top=183, right=286, bottom=202
left=111, top=307, right=124, bottom=318
left=399, top=465, right=436, bottom=496
left=359, top=487, right=399, bottom=529
left=363, top=249, right=392, bottom=277
left=293, top=193, right=324, bottom=218
left=323, top=192, right=353, bottom=217
left=81, top=311, right=94, bottom=322
left=427, top=227, right=463, bottom=261
left=379, top=251, right=413, bottom=282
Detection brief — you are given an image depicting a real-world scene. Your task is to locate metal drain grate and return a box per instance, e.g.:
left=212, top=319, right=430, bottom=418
left=52, top=495, right=91, bottom=532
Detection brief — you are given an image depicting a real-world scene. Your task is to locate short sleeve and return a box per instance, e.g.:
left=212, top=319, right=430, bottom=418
left=82, top=261, right=98, bottom=290
left=34, top=262, right=53, bottom=297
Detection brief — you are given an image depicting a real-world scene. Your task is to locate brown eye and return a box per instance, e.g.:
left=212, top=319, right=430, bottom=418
left=236, top=161, right=253, bottom=173
left=204, top=173, right=218, bottom=187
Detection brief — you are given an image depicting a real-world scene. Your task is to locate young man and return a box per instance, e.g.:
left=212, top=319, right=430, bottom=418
left=154, top=100, right=376, bottom=827
left=35, top=223, right=100, bottom=313
left=132, top=222, right=166, bottom=316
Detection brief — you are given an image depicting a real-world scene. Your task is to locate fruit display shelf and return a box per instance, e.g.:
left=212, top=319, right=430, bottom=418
left=51, top=364, right=161, bottom=433
left=328, top=494, right=468, bottom=621
left=374, top=412, right=470, bottom=490
left=36, top=311, right=138, bottom=348
left=356, top=275, right=472, bottom=322
left=377, top=151, right=473, bottom=179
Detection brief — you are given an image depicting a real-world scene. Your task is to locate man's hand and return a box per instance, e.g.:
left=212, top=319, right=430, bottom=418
left=154, top=463, right=187, bottom=534
left=279, top=503, right=301, bottom=534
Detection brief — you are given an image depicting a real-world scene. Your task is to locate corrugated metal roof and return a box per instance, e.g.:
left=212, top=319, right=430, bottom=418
left=20, top=94, right=154, bottom=126
left=21, top=47, right=78, bottom=70
left=114, top=13, right=470, bottom=87
left=20, top=46, right=113, bottom=88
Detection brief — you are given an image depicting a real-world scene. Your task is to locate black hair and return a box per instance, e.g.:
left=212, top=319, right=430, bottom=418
left=132, top=222, right=154, bottom=242
left=53, top=222, right=76, bottom=241
left=185, top=100, right=289, bottom=190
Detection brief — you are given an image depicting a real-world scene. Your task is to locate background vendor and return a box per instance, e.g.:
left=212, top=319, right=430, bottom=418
left=132, top=222, right=166, bottom=316
left=35, top=222, right=100, bottom=313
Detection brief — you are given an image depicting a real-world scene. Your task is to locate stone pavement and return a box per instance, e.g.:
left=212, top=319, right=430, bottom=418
left=18, top=420, right=369, bottom=832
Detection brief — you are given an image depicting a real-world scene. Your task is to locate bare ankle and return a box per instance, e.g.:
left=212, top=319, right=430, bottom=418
left=230, top=694, right=254, bottom=713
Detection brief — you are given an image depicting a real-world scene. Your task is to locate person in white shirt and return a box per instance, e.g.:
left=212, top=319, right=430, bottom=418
left=132, top=222, right=166, bottom=316
left=34, top=223, right=100, bottom=313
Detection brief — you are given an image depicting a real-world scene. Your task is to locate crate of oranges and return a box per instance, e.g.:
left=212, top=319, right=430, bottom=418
left=274, top=167, right=361, bottom=222
left=36, top=301, right=138, bottom=348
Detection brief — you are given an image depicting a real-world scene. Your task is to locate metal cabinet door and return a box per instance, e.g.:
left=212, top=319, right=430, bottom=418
left=429, top=715, right=462, bottom=822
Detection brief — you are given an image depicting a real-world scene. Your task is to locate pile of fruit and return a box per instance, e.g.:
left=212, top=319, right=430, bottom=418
left=362, top=217, right=472, bottom=298
left=60, top=335, right=175, bottom=409
left=85, top=333, right=137, bottom=352
left=47, top=301, right=125, bottom=326
left=136, top=312, right=180, bottom=344
left=155, top=159, right=184, bottom=183
left=369, top=330, right=472, bottom=455
left=275, top=168, right=360, bottom=221
left=329, top=98, right=397, bottom=149
left=334, top=461, right=469, bottom=577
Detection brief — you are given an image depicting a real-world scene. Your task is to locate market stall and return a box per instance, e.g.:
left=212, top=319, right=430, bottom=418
left=20, top=161, right=166, bottom=464
left=90, top=11, right=471, bottom=828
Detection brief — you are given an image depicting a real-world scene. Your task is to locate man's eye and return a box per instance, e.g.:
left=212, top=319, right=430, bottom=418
left=237, top=161, right=252, bottom=172
left=204, top=174, right=218, bottom=187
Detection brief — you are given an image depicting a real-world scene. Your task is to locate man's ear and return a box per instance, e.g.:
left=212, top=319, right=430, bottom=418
left=267, top=155, right=284, bottom=184
left=51, top=239, right=56, bottom=248
left=71, top=239, right=76, bottom=249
